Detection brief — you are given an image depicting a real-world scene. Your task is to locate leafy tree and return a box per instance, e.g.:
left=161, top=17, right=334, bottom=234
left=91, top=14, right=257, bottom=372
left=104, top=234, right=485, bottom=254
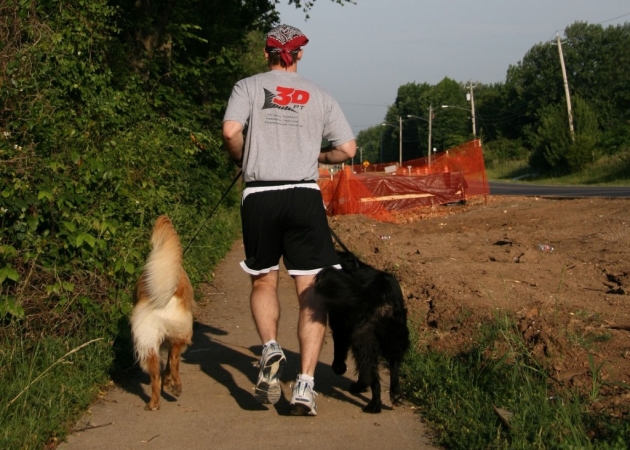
left=563, top=22, right=630, bottom=152
left=241, top=30, right=272, bottom=76
left=379, top=78, right=475, bottom=164
left=502, top=21, right=630, bottom=156
left=502, top=41, right=563, bottom=150
left=529, top=103, right=571, bottom=172
left=530, top=96, right=598, bottom=173
left=483, top=137, right=529, bottom=168
left=472, top=82, right=519, bottom=142
left=431, top=78, right=475, bottom=149
left=356, top=126, right=384, bottom=164
left=382, top=82, right=430, bottom=162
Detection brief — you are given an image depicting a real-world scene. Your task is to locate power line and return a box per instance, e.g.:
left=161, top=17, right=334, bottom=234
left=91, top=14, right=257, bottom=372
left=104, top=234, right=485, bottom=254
left=354, top=14, right=630, bottom=136
left=548, top=12, right=629, bottom=43
left=339, top=102, right=390, bottom=107
left=598, top=12, right=630, bottom=24
left=546, top=31, right=559, bottom=44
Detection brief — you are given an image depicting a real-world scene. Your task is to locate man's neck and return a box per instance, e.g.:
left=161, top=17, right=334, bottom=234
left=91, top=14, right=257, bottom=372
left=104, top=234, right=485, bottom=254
left=269, top=63, right=298, bottom=73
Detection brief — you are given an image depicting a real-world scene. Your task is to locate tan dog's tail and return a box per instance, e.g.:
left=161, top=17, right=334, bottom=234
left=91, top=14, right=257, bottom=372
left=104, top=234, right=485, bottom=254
left=142, top=215, right=184, bottom=309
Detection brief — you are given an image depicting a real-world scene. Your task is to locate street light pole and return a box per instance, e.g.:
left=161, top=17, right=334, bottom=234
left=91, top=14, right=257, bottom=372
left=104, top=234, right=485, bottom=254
left=398, top=116, right=403, bottom=166
left=379, top=128, right=384, bottom=164
left=407, top=109, right=433, bottom=168
left=427, top=104, right=433, bottom=168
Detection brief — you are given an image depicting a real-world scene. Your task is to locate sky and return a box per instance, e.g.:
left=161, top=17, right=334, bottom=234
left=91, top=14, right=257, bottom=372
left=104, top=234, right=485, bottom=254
left=275, top=0, right=630, bottom=136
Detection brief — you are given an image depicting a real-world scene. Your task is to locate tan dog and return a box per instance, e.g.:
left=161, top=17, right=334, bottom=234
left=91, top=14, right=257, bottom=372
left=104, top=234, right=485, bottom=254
left=131, top=215, right=194, bottom=410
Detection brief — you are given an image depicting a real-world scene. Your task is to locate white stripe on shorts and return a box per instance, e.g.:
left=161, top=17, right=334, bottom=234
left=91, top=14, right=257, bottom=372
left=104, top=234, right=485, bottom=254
left=288, top=264, right=342, bottom=277
left=239, top=261, right=281, bottom=275
left=242, top=182, right=320, bottom=203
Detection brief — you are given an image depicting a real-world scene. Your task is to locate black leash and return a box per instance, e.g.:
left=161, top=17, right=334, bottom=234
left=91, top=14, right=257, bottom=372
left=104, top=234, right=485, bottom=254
left=183, top=170, right=242, bottom=255
left=329, top=227, right=352, bottom=254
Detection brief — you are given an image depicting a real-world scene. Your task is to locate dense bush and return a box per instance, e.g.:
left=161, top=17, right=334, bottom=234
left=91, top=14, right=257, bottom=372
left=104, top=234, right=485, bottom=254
left=482, top=137, right=529, bottom=168
left=0, top=0, right=245, bottom=334
left=529, top=96, right=599, bottom=173
left=0, top=0, right=253, bottom=446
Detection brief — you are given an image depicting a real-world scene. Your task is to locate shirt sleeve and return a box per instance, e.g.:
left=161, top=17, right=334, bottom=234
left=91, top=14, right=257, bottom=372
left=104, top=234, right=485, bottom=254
left=322, top=99, right=355, bottom=147
left=223, top=80, right=251, bottom=125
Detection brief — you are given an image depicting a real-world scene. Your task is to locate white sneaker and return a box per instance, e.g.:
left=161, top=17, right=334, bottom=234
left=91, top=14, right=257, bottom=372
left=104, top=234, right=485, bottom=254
left=290, top=378, right=318, bottom=416
left=254, top=342, right=286, bottom=404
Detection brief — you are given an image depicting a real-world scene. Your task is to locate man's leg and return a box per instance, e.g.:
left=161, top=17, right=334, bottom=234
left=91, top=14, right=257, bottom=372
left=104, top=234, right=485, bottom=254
left=290, top=274, right=325, bottom=416
left=250, top=270, right=286, bottom=404
left=294, top=274, right=326, bottom=376
left=250, top=271, right=280, bottom=343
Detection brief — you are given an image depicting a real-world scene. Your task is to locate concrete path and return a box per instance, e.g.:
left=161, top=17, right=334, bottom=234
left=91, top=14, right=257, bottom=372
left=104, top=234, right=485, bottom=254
left=61, top=241, right=436, bottom=450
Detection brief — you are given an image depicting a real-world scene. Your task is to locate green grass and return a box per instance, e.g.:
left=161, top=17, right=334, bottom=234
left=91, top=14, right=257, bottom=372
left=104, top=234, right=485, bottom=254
left=485, top=153, right=630, bottom=186
left=401, top=315, right=629, bottom=449
left=485, top=160, right=535, bottom=181
left=0, top=325, right=113, bottom=449
left=0, top=204, right=241, bottom=448
left=567, top=330, right=613, bottom=351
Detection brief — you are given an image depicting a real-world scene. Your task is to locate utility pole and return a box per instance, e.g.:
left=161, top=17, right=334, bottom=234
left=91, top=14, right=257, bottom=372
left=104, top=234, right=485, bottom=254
left=399, top=115, right=403, bottom=166
left=427, top=104, right=433, bottom=168
left=468, top=82, right=477, bottom=138
left=557, top=32, right=575, bottom=142
left=379, top=128, right=384, bottom=164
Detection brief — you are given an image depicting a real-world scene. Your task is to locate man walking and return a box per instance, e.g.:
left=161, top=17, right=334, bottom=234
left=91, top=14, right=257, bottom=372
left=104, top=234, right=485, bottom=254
left=222, top=24, right=356, bottom=416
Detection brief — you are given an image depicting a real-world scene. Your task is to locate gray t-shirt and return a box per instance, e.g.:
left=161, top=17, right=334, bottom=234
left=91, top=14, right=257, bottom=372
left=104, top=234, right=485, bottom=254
left=223, top=70, right=354, bottom=182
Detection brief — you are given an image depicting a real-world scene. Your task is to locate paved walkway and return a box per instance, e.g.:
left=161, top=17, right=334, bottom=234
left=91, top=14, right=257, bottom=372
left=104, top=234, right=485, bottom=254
left=61, top=241, right=436, bottom=450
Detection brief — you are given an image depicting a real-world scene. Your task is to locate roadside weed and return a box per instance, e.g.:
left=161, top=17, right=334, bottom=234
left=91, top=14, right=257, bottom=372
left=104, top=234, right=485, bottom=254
left=587, top=354, right=606, bottom=401
left=0, top=327, right=112, bottom=449
left=401, top=315, right=627, bottom=449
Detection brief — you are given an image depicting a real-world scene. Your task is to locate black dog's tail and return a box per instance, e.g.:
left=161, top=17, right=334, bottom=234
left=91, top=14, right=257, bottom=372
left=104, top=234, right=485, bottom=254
left=314, top=267, right=366, bottom=311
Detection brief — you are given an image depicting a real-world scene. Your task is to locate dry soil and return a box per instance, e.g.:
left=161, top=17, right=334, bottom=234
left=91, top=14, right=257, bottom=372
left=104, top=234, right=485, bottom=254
left=329, top=195, right=630, bottom=420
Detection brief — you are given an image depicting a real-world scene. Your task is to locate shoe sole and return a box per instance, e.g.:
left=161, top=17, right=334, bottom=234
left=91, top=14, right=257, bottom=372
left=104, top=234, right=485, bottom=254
left=289, top=402, right=317, bottom=416
left=254, top=354, right=286, bottom=404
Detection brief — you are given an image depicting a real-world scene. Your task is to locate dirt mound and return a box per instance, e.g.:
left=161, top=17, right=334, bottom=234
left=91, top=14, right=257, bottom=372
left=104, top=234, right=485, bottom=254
left=328, top=196, right=630, bottom=418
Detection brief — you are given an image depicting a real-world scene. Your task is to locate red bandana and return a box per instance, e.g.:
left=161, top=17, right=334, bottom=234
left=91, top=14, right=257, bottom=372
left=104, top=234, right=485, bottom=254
left=266, top=24, right=309, bottom=67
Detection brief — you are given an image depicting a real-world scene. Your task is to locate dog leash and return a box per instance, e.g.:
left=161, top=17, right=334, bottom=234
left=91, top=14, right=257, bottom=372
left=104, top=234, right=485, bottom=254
left=328, top=227, right=352, bottom=254
left=183, top=170, right=242, bottom=255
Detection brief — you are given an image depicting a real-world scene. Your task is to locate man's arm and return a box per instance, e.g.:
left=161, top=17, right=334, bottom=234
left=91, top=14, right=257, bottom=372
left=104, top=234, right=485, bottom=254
left=222, top=120, right=244, bottom=166
left=318, top=140, right=357, bottom=165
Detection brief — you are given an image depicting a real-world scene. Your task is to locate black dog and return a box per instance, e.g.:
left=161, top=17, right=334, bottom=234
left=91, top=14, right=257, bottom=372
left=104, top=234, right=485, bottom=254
left=314, top=250, right=410, bottom=413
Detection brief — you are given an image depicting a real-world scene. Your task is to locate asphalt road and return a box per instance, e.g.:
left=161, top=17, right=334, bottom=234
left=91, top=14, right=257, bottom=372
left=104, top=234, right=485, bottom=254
left=489, top=181, right=630, bottom=198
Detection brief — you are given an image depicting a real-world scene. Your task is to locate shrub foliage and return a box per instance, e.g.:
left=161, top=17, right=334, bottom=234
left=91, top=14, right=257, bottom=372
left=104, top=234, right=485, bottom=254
left=0, top=0, right=252, bottom=333
left=0, top=1, right=265, bottom=445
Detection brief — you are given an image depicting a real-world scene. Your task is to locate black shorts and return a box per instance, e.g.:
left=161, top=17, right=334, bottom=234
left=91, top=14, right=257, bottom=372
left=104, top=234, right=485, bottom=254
left=240, top=181, right=340, bottom=276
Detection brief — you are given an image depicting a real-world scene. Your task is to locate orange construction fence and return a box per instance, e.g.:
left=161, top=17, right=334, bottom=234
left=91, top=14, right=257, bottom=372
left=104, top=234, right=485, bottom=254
left=317, top=139, right=489, bottom=222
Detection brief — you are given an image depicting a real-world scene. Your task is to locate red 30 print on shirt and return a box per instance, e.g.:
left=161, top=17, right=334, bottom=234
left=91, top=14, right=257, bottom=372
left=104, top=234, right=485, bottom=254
left=263, top=87, right=310, bottom=112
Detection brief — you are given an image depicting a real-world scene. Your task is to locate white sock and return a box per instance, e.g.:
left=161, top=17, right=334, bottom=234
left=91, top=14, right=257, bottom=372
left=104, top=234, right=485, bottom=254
left=298, top=373, right=315, bottom=388
left=263, top=339, right=278, bottom=348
